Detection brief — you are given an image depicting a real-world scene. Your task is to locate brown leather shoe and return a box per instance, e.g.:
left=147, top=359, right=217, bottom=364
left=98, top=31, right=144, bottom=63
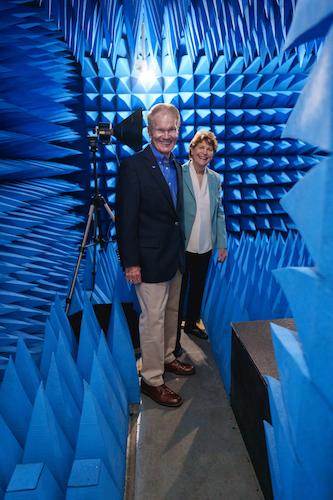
left=141, top=380, right=183, bottom=407
left=164, top=359, right=196, bottom=376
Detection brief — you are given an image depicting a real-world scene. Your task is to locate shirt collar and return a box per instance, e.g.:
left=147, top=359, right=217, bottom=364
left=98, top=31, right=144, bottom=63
left=189, top=159, right=207, bottom=175
left=150, top=143, right=174, bottom=164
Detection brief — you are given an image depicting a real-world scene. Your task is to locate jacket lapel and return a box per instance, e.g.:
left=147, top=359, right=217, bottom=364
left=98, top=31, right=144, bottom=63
left=183, top=161, right=196, bottom=201
left=207, top=169, right=217, bottom=219
left=143, top=145, right=177, bottom=213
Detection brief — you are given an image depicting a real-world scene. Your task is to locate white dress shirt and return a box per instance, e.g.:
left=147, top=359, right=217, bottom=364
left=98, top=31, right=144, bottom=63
left=186, top=161, right=212, bottom=254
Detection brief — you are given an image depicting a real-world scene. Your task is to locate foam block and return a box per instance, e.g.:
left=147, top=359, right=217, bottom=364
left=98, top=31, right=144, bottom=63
left=66, top=458, right=120, bottom=500
left=5, top=463, right=62, bottom=499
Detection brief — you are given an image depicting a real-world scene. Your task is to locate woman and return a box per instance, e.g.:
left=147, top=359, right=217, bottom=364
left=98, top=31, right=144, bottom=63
left=175, top=130, right=227, bottom=356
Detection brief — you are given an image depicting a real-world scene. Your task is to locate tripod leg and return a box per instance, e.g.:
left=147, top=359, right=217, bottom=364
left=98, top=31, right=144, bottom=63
left=103, top=202, right=115, bottom=222
left=65, top=203, right=95, bottom=315
left=92, top=199, right=99, bottom=291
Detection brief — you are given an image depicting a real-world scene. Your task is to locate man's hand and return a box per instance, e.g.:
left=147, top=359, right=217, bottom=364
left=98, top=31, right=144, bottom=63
left=125, top=266, right=142, bottom=285
left=217, top=248, right=228, bottom=263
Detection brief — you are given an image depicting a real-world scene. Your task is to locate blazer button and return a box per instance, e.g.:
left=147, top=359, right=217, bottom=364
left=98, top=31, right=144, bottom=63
left=174, top=221, right=179, bottom=226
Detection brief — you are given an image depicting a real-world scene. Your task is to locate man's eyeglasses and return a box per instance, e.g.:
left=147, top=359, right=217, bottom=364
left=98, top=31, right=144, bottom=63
left=152, top=127, right=179, bottom=136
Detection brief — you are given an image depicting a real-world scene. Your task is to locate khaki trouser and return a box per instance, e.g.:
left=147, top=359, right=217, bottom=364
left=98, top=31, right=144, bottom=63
left=135, top=270, right=182, bottom=386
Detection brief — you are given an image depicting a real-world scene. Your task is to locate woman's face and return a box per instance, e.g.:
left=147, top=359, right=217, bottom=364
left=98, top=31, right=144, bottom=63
left=191, top=140, right=215, bottom=170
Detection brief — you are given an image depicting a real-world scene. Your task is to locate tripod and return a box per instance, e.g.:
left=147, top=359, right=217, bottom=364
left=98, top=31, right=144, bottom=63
left=65, top=136, right=115, bottom=315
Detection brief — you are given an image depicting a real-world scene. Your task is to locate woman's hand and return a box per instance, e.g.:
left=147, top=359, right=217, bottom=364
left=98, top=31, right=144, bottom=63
left=217, top=248, right=228, bottom=263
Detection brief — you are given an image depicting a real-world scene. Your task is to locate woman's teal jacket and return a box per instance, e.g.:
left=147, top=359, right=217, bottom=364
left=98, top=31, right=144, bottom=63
left=182, top=161, right=227, bottom=251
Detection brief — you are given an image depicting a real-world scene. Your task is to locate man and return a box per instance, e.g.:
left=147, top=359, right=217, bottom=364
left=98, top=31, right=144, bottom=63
left=116, top=103, right=195, bottom=408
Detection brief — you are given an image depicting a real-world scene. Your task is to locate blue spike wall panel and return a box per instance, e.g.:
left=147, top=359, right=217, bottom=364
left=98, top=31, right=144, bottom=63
left=79, top=47, right=321, bottom=232
left=0, top=1, right=89, bottom=370
left=30, top=0, right=323, bottom=244
left=223, top=54, right=321, bottom=233
left=106, top=51, right=320, bottom=232
left=69, top=1, right=323, bottom=238
left=0, top=246, right=140, bottom=497
left=264, top=2, right=333, bottom=498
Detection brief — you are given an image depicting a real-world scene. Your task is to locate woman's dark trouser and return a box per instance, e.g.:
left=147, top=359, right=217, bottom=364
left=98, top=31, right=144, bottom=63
left=176, top=250, right=212, bottom=349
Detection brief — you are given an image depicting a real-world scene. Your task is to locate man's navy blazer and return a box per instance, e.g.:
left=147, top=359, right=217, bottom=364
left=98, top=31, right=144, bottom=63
left=116, top=145, right=185, bottom=283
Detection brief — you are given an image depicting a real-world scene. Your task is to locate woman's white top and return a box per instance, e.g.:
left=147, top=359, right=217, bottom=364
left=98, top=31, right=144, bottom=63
left=186, top=161, right=212, bottom=254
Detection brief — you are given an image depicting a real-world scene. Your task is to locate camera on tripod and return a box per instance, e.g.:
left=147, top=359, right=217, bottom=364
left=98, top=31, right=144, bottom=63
left=87, top=123, right=113, bottom=150
left=87, top=109, right=143, bottom=152
left=65, top=108, right=143, bottom=314
left=95, top=122, right=113, bottom=145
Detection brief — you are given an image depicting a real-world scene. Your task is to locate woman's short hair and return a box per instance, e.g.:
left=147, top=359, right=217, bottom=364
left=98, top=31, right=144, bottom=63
left=147, top=103, right=180, bottom=129
left=189, top=130, right=218, bottom=157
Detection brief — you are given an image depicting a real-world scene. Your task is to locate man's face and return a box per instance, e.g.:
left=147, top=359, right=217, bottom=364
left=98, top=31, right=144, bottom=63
left=148, top=111, right=179, bottom=156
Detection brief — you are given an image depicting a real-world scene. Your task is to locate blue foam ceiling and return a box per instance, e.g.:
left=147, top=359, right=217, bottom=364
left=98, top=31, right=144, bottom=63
left=39, top=0, right=322, bottom=234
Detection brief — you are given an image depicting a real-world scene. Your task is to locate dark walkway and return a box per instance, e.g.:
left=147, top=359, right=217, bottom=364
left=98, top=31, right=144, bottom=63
left=132, top=332, right=264, bottom=500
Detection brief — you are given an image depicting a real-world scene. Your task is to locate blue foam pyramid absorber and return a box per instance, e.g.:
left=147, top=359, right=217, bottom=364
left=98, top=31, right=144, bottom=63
left=55, top=333, right=83, bottom=409
left=14, top=337, right=40, bottom=405
left=39, top=320, right=63, bottom=381
left=0, top=415, right=22, bottom=492
left=91, top=245, right=119, bottom=304
left=48, top=306, right=73, bottom=353
left=82, top=248, right=96, bottom=292
left=74, top=382, right=124, bottom=495
left=96, top=333, right=128, bottom=415
left=53, top=295, right=77, bottom=355
left=283, top=25, right=333, bottom=152
left=280, top=159, right=333, bottom=280
left=89, top=354, right=128, bottom=450
left=23, top=384, right=73, bottom=490
left=106, top=293, right=140, bottom=404
left=263, top=421, right=282, bottom=500
left=76, top=296, right=103, bottom=381
left=284, top=0, right=333, bottom=50
left=270, top=323, right=333, bottom=497
left=265, top=375, right=317, bottom=499
left=0, top=358, right=32, bottom=447
left=273, top=266, right=333, bottom=407
left=66, top=276, right=84, bottom=317
left=45, top=354, right=80, bottom=448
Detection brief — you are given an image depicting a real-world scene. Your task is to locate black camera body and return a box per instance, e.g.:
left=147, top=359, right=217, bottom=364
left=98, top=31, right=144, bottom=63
left=96, top=122, right=113, bottom=145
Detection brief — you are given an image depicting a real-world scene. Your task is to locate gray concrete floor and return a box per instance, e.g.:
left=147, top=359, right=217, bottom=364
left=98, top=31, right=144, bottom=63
left=133, top=332, right=264, bottom=500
